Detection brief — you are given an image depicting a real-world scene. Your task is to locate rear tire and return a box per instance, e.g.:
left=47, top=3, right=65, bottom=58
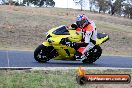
left=82, top=45, right=102, bottom=64
left=34, top=44, right=50, bottom=63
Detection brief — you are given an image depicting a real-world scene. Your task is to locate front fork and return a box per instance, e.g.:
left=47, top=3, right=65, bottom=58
left=42, top=41, right=59, bottom=59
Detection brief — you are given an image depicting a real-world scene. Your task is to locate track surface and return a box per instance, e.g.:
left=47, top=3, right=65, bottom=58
left=0, top=50, right=132, bottom=68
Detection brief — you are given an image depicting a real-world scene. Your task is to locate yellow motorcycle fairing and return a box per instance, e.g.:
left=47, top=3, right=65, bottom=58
left=42, top=25, right=109, bottom=60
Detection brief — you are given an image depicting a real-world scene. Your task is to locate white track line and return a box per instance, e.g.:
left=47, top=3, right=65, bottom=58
left=6, top=51, right=10, bottom=67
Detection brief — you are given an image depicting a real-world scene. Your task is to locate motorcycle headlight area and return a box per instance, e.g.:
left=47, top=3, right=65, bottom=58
left=48, top=39, right=54, bottom=43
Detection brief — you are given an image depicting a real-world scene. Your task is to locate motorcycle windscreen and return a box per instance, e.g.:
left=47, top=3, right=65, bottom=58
left=52, top=26, right=70, bottom=35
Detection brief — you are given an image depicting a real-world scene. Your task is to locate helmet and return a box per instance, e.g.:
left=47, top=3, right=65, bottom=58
left=76, top=14, right=88, bottom=28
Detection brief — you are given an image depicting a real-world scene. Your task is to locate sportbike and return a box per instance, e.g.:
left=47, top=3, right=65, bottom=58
left=34, top=25, right=109, bottom=64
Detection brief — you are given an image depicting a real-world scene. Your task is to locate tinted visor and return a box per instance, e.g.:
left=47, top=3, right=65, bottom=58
left=76, top=20, right=86, bottom=27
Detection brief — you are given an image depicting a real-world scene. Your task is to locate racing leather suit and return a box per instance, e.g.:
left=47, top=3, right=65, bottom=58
left=76, top=21, right=97, bottom=55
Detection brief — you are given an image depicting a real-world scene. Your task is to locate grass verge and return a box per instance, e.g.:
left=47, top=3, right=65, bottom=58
left=0, top=69, right=132, bottom=88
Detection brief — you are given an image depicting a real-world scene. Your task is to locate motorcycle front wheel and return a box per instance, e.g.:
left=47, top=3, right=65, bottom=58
left=82, top=45, right=102, bottom=64
left=34, top=44, right=50, bottom=63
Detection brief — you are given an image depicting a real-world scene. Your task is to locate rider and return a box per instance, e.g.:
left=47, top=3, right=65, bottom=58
left=67, top=14, right=98, bottom=61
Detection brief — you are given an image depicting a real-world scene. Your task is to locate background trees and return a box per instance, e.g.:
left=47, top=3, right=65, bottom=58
left=1, top=0, right=132, bottom=19
left=123, top=2, right=132, bottom=18
left=22, top=0, right=55, bottom=7
left=95, top=0, right=109, bottom=13
left=88, top=0, right=132, bottom=19
left=73, top=0, right=86, bottom=11
left=39, top=0, right=55, bottom=7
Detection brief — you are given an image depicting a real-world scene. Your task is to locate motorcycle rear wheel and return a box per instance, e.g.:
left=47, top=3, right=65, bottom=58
left=34, top=44, right=50, bottom=63
left=82, top=45, right=102, bottom=64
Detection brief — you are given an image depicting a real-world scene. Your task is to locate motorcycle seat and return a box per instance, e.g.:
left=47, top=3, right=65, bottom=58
left=97, top=33, right=107, bottom=39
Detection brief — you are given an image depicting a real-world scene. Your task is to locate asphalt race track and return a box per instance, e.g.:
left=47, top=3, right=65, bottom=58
left=0, top=50, right=132, bottom=68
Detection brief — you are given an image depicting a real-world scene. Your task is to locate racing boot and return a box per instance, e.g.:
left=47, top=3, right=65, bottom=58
left=74, top=52, right=87, bottom=61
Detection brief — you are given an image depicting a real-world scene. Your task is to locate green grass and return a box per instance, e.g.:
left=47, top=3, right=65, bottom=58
left=0, top=69, right=132, bottom=88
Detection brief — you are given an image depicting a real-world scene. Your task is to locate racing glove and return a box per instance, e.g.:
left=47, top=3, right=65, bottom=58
left=71, top=24, right=78, bottom=29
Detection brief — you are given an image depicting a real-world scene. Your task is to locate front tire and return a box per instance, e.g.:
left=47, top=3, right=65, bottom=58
left=82, top=45, right=102, bottom=64
left=34, top=44, right=50, bottom=63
